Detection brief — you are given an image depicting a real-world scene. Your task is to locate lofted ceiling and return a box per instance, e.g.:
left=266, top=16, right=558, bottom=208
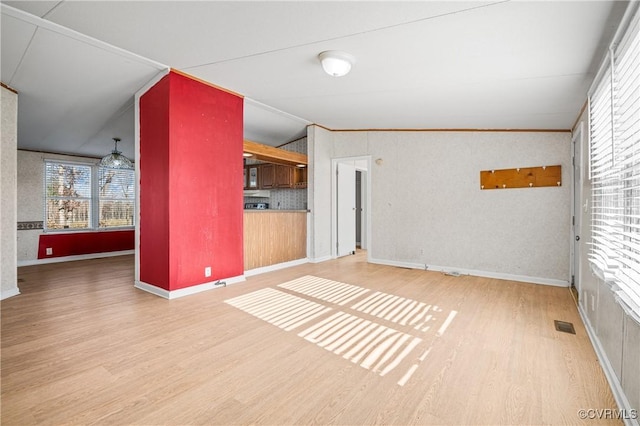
left=0, top=1, right=629, bottom=160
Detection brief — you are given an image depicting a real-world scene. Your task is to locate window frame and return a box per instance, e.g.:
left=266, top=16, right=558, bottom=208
left=97, top=167, right=136, bottom=229
left=43, top=159, right=135, bottom=232
left=587, top=1, right=640, bottom=324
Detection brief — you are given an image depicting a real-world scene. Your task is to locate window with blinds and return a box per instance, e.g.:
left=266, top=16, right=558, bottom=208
left=45, top=162, right=92, bottom=229
left=44, top=160, right=135, bottom=231
left=99, top=168, right=135, bottom=228
left=588, top=3, right=640, bottom=323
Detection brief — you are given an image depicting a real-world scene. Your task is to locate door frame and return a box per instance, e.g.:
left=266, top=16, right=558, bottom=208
left=336, top=161, right=357, bottom=257
left=331, top=156, right=372, bottom=260
left=571, top=121, right=585, bottom=294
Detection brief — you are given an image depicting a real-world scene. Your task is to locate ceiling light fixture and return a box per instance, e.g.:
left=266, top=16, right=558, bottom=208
left=318, top=50, right=355, bottom=77
left=243, top=152, right=253, bottom=157
left=99, top=138, right=133, bottom=169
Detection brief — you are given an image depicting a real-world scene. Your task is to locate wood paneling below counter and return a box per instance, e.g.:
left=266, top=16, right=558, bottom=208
left=244, top=211, right=306, bottom=270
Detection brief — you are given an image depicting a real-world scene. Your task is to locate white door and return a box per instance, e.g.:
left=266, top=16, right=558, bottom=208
left=337, top=162, right=356, bottom=257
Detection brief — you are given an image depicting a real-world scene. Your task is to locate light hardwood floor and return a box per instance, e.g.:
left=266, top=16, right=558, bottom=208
left=2, top=252, right=620, bottom=425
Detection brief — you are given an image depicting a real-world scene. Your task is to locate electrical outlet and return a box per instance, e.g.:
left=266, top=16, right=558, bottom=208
left=46, top=247, right=53, bottom=255
left=204, top=266, right=212, bottom=278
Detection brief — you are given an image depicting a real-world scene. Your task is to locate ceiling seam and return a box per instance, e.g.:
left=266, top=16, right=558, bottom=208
left=182, top=0, right=511, bottom=71
left=2, top=4, right=168, bottom=71
left=78, top=100, right=135, bottom=153
left=41, top=1, right=65, bottom=19
left=7, top=26, right=39, bottom=86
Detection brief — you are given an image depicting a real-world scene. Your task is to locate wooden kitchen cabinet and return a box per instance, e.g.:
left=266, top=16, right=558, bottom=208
left=260, top=164, right=275, bottom=188
left=275, top=164, right=294, bottom=188
left=258, top=163, right=307, bottom=189
left=293, top=166, right=307, bottom=188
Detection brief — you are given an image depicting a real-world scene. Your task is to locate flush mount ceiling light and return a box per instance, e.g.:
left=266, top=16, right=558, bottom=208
left=99, top=138, right=133, bottom=169
left=243, top=152, right=253, bottom=157
left=318, top=50, right=356, bottom=77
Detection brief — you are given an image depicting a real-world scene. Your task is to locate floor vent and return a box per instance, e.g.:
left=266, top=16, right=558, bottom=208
left=554, top=320, right=576, bottom=334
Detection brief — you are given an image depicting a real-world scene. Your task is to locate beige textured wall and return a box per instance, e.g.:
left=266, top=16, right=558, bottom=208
left=308, top=126, right=334, bottom=261
left=16, top=150, right=43, bottom=263
left=311, top=127, right=572, bottom=284
left=1, top=86, right=19, bottom=299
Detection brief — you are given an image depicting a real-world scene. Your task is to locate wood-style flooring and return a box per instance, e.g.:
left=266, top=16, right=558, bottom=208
left=2, top=252, right=620, bottom=425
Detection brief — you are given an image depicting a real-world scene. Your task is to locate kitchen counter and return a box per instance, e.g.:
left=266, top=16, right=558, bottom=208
left=244, top=209, right=308, bottom=212
left=243, top=210, right=306, bottom=270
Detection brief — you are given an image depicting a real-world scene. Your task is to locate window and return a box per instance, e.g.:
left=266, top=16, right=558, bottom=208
left=44, top=160, right=135, bottom=231
left=45, top=162, right=92, bottom=229
left=99, top=168, right=135, bottom=228
left=588, top=3, right=640, bottom=322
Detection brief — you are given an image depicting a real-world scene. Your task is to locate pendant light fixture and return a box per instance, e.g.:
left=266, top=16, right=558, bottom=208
left=99, top=138, right=133, bottom=169
left=318, top=50, right=356, bottom=77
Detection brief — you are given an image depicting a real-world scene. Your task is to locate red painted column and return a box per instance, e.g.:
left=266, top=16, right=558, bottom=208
left=139, top=71, right=243, bottom=293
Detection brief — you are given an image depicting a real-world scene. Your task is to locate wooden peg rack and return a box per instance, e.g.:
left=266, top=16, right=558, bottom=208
left=480, top=165, right=561, bottom=190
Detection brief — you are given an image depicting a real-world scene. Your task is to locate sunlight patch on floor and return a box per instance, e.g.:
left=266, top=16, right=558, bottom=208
left=278, top=275, right=370, bottom=305
left=225, top=288, right=332, bottom=331
left=226, top=276, right=458, bottom=386
left=298, top=311, right=422, bottom=376
left=352, top=291, right=442, bottom=332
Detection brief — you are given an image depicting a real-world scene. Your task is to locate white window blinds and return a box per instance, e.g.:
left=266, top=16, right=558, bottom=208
left=45, top=162, right=92, bottom=230
left=589, top=3, right=640, bottom=323
left=99, top=168, right=135, bottom=228
left=44, top=160, right=135, bottom=231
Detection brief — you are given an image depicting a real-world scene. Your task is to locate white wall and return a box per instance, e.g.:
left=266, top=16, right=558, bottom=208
left=310, top=127, right=572, bottom=285
left=1, top=86, right=19, bottom=299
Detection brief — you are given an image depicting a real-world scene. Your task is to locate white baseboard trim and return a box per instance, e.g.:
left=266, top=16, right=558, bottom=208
left=578, top=305, right=639, bottom=426
left=308, top=255, right=332, bottom=264
left=134, top=281, right=171, bottom=298
left=135, top=274, right=246, bottom=300
left=17, top=250, right=135, bottom=267
left=0, top=287, right=21, bottom=300
left=244, top=258, right=309, bottom=277
left=368, top=257, right=569, bottom=287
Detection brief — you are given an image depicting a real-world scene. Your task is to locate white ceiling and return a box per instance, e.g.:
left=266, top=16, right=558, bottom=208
left=0, top=1, right=629, bottom=159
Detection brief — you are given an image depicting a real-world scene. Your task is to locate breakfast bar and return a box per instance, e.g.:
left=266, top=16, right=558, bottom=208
left=243, top=210, right=307, bottom=270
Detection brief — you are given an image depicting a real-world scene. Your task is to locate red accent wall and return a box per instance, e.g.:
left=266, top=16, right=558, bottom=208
left=139, top=71, right=244, bottom=292
left=139, top=74, right=171, bottom=290
left=37, top=230, right=134, bottom=259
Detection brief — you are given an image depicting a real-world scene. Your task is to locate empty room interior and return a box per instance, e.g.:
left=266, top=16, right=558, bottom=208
left=1, top=1, right=639, bottom=425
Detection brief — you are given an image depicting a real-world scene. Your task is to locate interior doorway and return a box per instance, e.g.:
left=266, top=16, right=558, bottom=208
left=332, top=156, right=370, bottom=259
left=356, top=170, right=362, bottom=248
left=337, top=162, right=356, bottom=257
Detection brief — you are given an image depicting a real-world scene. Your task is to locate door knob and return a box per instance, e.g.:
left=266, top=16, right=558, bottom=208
left=575, top=235, right=580, bottom=241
